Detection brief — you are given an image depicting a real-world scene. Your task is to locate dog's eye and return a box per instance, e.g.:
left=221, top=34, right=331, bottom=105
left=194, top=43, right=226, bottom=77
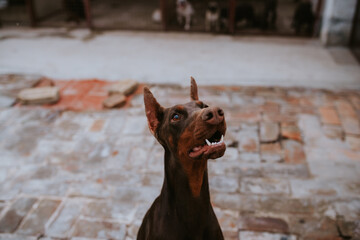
left=171, top=114, right=181, bottom=121
left=203, top=104, right=209, bottom=108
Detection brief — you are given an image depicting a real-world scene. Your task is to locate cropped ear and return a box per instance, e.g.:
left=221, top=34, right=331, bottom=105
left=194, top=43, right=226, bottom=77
left=190, top=76, right=199, bottom=101
left=144, top=87, right=164, bottom=135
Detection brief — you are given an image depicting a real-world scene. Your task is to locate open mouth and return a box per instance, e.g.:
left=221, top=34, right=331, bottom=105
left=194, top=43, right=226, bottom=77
left=189, top=130, right=226, bottom=159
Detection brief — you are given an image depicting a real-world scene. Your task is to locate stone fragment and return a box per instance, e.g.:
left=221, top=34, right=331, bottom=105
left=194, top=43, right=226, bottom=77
left=18, top=87, right=59, bottom=105
left=281, top=122, right=302, bottom=141
left=103, top=93, right=126, bottom=108
left=346, top=135, right=360, bottom=151
left=318, top=106, right=341, bottom=125
left=260, top=122, right=279, bottom=142
left=72, top=219, right=126, bottom=239
left=108, top=79, right=138, bottom=96
left=238, top=216, right=289, bottom=233
left=239, top=231, right=296, bottom=240
left=0, top=198, right=37, bottom=233
left=282, top=140, right=306, bottom=164
left=46, top=200, right=82, bottom=238
left=17, top=199, right=61, bottom=236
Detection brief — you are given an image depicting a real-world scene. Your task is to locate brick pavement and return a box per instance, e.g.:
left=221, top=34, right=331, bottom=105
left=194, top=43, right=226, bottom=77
left=0, top=83, right=359, bottom=240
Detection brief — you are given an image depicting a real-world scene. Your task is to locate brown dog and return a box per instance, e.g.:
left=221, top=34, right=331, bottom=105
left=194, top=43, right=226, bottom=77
left=137, top=77, right=226, bottom=240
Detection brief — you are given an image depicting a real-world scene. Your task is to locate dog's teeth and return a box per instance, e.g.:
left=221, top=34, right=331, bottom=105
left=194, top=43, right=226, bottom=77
left=221, top=135, right=224, bottom=142
left=206, top=139, right=211, bottom=146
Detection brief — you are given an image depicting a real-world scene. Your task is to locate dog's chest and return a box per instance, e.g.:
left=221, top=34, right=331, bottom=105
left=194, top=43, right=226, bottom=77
left=206, top=11, right=219, bottom=21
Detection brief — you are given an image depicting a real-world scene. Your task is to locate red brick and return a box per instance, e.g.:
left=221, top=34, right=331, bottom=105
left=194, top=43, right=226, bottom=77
left=349, top=95, right=360, bottom=110
left=281, top=122, right=302, bottom=141
left=80, top=95, right=107, bottom=110
left=260, top=142, right=282, bottom=155
left=261, top=102, right=280, bottom=113
left=283, top=140, right=306, bottom=164
left=318, top=106, right=341, bottom=125
left=346, top=135, right=360, bottom=151
left=263, top=112, right=297, bottom=123
left=336, top=100, right=357, bottom=118
left=341, top=118, right=360, bottom=135
left=230, top=111, right=261, bottom=123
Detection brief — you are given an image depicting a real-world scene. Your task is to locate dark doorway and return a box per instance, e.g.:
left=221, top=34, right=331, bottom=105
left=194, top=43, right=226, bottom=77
left=351, top=0, right=360, bottom=61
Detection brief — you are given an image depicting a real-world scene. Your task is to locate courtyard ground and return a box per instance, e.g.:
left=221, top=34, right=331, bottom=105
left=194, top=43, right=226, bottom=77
left=0, top=28, right=359, bottom=240
left=0, top=75, right=359, bottom=240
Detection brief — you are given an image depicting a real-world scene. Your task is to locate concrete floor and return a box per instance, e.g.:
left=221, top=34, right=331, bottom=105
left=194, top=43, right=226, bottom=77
left=0, top=28, right=359, bottom=90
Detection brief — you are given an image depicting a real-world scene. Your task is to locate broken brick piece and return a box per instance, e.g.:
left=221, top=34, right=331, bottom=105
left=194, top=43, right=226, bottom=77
left=108, top=79, right=138, bottom=96
left=18, top=87, right=59, bottom=105
left=103, top=93, right=126, bottom=108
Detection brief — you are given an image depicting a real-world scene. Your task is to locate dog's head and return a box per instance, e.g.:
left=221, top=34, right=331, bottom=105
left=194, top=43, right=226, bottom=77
left=177, top=0, right=187, bottom=8
left=208, top=1, right=219, bottom=13
left=144, top=77, right=226, bottom=162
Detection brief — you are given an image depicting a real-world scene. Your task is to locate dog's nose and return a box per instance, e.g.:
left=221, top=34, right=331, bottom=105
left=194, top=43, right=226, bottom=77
left=202, top=107, right=224, bottom=125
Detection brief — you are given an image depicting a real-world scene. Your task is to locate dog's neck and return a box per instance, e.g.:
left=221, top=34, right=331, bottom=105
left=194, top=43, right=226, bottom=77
left=159, top=148, right=211, bottom=218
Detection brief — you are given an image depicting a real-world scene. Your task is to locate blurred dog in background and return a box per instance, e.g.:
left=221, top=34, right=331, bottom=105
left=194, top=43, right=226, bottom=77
left=176, top=0, right=194, bottom=30
left=205, top=1, right=220, bottom=32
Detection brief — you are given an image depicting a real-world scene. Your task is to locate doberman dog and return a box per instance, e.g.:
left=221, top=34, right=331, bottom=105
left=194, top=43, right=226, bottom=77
left=137, top=78, right=226, bottom=240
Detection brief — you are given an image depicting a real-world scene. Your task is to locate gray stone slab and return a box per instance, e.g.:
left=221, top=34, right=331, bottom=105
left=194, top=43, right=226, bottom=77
left=72, top=219, right=126, bottom=240
left=17, top=199, right=61, bottom=236
left=0, top=197, right=37, bottom=233
left=82, top=200, right=137, bottom=224
left=46, top=200, right=83, bottom=238
left=0, top=234, right=37, bottom=240
left=209, top=175, right=239, bottom=193
left=240, top=178, right=290, bottom=195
